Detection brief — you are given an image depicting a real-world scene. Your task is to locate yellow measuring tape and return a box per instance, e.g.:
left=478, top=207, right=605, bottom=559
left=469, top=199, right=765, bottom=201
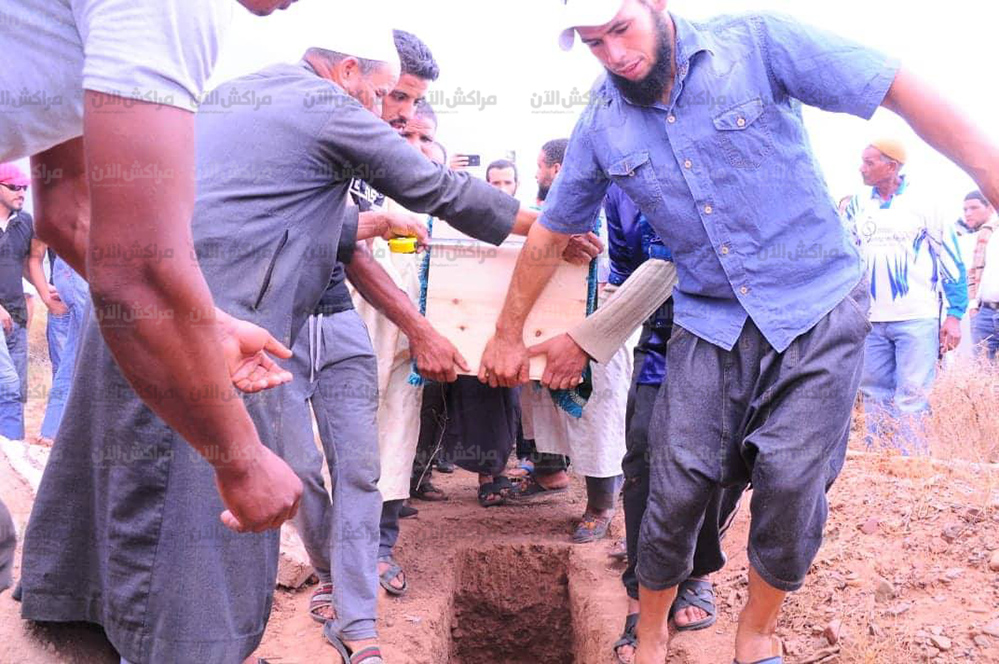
left=388, top=236, right=419, bottom=254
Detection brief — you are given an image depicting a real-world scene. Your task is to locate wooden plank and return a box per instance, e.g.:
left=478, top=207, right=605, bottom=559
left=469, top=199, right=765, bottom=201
left=425, top=235, right=589, bottom=380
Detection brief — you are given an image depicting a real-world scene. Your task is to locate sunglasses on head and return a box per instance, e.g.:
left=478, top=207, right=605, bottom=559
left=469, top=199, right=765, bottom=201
left=0, top=183, right=27, bottom=192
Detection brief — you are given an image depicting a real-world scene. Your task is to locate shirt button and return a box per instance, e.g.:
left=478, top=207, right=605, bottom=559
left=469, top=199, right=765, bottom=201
left=720, top=245, right=729, bottom=255
left=667, top=115, right=676, bottom=124
left=704, top=205, right=713, bottom=214
left=736, top=117, right=746, bottom=127
left=740, top=286, right=749, bottom=295
left=683, top=159, right=692, bottom=169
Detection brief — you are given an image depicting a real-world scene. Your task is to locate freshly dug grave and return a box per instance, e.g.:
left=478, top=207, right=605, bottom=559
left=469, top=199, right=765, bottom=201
left=449, top=544, right=574, bottom=664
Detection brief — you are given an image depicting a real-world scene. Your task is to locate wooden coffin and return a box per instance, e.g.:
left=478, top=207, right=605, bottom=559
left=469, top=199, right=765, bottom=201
left=424, top=223, right=590, bottom=380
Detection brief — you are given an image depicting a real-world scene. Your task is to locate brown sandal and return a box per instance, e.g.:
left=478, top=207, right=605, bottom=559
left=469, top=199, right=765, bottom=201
left=308, top=582, right=334, bottom=624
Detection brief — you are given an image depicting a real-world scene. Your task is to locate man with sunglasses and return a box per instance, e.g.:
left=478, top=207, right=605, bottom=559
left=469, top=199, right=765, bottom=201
left=0, top=164, right=44, bottom=440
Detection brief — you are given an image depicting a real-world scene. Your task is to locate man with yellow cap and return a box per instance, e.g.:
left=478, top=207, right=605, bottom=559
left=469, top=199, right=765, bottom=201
left=478, top=1, right=995, bottom=663
left=844, top=139, right=967, bottom=454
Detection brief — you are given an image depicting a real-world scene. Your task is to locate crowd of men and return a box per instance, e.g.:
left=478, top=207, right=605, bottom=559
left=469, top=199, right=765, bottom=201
left=2, top=1, right=998, bottom=664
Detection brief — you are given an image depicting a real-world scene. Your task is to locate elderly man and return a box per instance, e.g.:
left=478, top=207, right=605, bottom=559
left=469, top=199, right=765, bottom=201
left=18, top=13, right=539, bottom=664
left=284, top=32, right=505, bottom=657
left=480, top=1, right=999, bottom=662
left=845, top=139, right=967, bottom=453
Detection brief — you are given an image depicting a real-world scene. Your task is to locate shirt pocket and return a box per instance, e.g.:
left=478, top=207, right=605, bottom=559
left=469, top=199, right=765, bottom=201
left=606, top=151, right=664, bottom=214
left=711, top=97, right=775, bottom=170
left=253, top=228, right=290, bottom=311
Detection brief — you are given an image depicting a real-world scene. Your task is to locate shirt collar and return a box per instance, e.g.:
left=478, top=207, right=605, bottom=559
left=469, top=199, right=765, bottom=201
left=671, top=13, right=714, bottom=71
left=870, top=175, right=908, bottom=209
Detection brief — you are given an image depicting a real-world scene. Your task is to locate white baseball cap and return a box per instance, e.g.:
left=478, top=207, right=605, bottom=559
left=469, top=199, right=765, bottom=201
left=557, top=0, right=627, bottom=51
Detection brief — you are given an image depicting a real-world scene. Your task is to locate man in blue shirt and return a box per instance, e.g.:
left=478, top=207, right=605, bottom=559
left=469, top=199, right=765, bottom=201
left=479, top=2, right=999, bottom=662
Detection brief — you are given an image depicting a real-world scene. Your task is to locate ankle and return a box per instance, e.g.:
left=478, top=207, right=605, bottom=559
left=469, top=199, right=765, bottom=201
left=538, top=471, right=568, bottom=486
left=734, top=630, right=780, bottom=660
left=586, top=504, right=615, bottom=517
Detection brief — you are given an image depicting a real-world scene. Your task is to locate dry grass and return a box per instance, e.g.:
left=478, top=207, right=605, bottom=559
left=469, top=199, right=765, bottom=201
left=926, top=354, right=999, bottom=464
left=839, top=625, right=919, bottom=664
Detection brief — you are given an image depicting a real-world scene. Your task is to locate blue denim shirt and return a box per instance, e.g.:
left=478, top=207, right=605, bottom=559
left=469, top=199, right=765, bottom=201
left=541, top=12, right=899, bottom=351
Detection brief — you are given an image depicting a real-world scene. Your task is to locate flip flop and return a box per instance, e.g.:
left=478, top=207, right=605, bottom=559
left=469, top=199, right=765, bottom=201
left=477, top=476, right=514, bottom=507
left=509, top=474, right=568, bottom=501
left=612, top=612, right=639, bottom=663
left=508, top=460, right=535, bottom=478
left=377, top=555, right=408, bottom=596
left=669, top=578, right=717, bottom=632
left=308, top=581, right=335, bottom=624
left=411, top=481, right=447, bottom=502
left=324, top=626, right=385, bottom=664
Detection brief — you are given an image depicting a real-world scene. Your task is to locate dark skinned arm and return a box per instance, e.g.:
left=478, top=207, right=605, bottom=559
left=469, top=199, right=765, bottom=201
left=25, top=239, right=67, bottom=315
left=32, top=92, right=302, bottom=533
left=478, top=223, right=572, bottom=387
left=346, top=242, right=468, bottom=382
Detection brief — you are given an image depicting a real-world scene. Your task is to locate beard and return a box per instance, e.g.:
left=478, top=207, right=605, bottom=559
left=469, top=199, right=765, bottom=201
left=607, top=10, right=672, bottom=107
left=537, top=183, right=551, bottom=202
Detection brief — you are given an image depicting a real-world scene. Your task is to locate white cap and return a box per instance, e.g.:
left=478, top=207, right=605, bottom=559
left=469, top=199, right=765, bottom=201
left=287, top=0, right=400, bottom=67
left=557, top=0, right=626, bottom=51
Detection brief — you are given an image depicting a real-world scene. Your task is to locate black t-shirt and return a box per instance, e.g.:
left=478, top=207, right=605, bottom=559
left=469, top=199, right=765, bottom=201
left=313, top=179, right=385, bottom=315
left=0, top=211, right=33, bottom=326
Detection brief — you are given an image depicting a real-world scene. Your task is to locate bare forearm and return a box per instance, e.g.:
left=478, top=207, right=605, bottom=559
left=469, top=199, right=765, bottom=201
left=883, top=68, right=999, bottom=202
left=511, top=206, right=540, bottom=236
left=25, top=243, right=54, bottom=304
left=495, top=223, right=570, bottom=340
left=85, top=93, right=259, bottom=470
left=356, top=211, right=387, bottom=241
left=30, top=138, right=90, bottom=278
left=345, top=243, right=429, bottom=339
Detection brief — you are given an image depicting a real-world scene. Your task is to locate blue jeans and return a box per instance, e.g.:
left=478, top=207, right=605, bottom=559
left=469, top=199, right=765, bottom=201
left=46, top=309, right=70, bottom=378
left=971, top=307, right=999, bottom=361
left=0, top=320, right=28, bottom=440
left=860, top=318, right=939, bottom=455
left=40, top=259, right=90, bottom=439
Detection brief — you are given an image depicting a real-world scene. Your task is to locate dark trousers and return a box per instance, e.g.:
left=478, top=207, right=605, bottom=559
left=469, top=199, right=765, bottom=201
left=636, top=281, right=869, bottom=593
left=0, top=497, right=14, bottom=593
left=622, top=321, right=740, bottom=600
left=411, top=382, right=446, bottom=493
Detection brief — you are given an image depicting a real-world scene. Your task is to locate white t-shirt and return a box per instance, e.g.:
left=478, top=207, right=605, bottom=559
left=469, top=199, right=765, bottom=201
left=0, top=0, right=232, bottom=162
left=845, top=178, right=964, bottom=323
